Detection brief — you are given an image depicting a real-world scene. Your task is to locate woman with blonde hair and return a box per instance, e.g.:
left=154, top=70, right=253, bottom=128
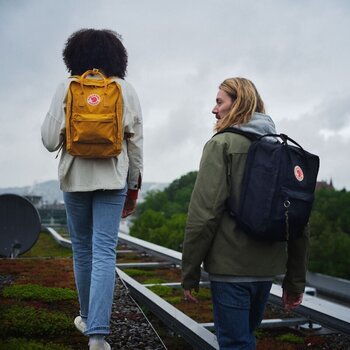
left=181, top=77, right=308, bottom=349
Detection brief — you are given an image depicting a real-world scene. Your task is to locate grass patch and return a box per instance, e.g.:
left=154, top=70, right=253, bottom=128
left=0, top=338, right=71, bottom=350
left=277, top=333, right=304, bottom=344
left=2, top=284, right=76, bottom=302
left=22, top=231, right=72, bottom=258
left=143, top=278, right=167, bottom=284
left=148, top=285, right=173, bottom=297
left=164, top=296, right=182, bottom=304
left=193, top=288, right=211, bottom=300
left=122, top=268, right=155, bottom=277
left=0, top=305, right=73, bottom=337
left=254, top=329, right=266, bottom=339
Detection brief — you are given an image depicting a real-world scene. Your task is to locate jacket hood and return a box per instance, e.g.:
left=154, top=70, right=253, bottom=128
left=235, top=112, right=276, bottom=136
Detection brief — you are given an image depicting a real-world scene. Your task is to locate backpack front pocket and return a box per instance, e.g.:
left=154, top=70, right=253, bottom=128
left=71, top=113, right=116, bottom=144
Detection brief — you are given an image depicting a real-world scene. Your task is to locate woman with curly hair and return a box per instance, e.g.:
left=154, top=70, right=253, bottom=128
left=182, top=77, right=308, bottom=349
left=41, top=29, right=143, bottom=350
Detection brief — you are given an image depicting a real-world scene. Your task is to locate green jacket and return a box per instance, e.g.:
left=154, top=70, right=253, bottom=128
left=181, top=131, right=309, bottom=294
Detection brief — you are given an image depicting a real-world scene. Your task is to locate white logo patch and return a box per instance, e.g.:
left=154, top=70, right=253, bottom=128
left=87, top=94, right=101, bottom=106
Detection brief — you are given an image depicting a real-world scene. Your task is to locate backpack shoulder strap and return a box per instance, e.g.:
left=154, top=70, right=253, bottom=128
left=213, top=127, right=259, bottom=141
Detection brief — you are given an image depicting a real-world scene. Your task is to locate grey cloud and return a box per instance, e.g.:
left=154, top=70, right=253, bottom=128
left=312, top=95, right=350, bottom=130
left=278, top=107, right=350, bottom=190
left=1, top=0, right=350, bottom=189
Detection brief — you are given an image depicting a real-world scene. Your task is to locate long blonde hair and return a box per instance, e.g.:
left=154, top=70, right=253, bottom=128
left=215, top=77, right=265, bottom=132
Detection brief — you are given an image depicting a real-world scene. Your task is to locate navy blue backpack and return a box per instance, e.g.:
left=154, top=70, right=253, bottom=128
left=218, top=128, right=320, bottom=242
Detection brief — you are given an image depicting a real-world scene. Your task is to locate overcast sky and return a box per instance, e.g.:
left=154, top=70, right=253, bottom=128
left=1, top=0, right=349, bottom=190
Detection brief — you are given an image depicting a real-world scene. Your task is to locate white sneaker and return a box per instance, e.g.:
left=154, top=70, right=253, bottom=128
left=89, top=340, right=111, bottom=350
left=74, top=316, right=87, bottom=334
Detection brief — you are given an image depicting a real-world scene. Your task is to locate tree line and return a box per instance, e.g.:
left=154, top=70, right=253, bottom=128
left=130, top=171, right=350, bottom=280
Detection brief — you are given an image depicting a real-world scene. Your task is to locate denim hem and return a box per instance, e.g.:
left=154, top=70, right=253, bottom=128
left=85, top=326, right=110, bottom=335
left=80, top=312, right=88, bottom=321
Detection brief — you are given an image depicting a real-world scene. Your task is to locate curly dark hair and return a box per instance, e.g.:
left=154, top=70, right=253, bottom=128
left=62, top=28, right=128, bottom=78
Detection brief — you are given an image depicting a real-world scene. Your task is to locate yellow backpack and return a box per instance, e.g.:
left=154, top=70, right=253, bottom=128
left=65, top=69, right=123, bottom=158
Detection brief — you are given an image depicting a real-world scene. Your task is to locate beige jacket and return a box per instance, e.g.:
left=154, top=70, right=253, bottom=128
left=41, top=77, right=143, bottom=192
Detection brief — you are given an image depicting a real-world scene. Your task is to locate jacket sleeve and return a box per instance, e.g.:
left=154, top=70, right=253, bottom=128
left=282, top=225, right=310, bottom=294
left=41, top=82, right=67, bottom=152
left=181, top=138, right=228, bottom=291
left=123, top=83, right=143, bottom=193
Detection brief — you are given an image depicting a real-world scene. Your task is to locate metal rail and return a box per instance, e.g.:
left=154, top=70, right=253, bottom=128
left=201, top=317, right=309, bottom=331
left=46, top=227, right=350, bottom=346
left=118, top=232, right=182, bottom=265
left=306, top=271, right=350, bottom=304
left=268, top=285, right=350, bottom=334
left=43, top=226, right=71, bottom=248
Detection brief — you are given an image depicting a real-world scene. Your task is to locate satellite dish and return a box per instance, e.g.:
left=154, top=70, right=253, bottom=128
left=0, top=194, right=41, bottom=258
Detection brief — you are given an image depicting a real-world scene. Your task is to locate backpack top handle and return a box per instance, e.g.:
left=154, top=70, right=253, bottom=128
left=80, top=68, right=107, bottom=82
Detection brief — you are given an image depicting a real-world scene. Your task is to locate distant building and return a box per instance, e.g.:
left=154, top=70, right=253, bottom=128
left=316, top=179, right=334, bottom=190
left=24, top=195, right=66, bottom=226
left=38, top=207, right=67, bottom=226
left=25, top=195, right=42, bottom=207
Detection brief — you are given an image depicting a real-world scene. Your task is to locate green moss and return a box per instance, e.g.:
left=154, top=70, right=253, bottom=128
left=277, top=333, right=304, bottom=344
left=148, top=285, right=173, bottom=297
left=193, top=288, right=211, bottom=300
left=122, top=268, right=155, bottom=277
left=254, top=329, right=266, bottom=339
left=0, top=338, right=71, bottom=350
left=143, top=278, right=167, bottom=284
left=164, top=296, right=182, bottom=304
left=2, top=284, right=76, bottom=302
left=0, top=305, right=73, bottom=337
left=22, top=232, right=72, bottom=258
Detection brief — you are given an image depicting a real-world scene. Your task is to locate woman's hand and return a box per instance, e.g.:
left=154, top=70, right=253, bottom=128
left=122, top=198, right=137, bottom=218
left=184, top=289, right=199, bottom=303
left=282, top=290, right=303, bottom=312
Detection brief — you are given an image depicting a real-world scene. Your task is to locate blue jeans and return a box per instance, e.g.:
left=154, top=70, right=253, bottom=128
left=64, top=188, right=127, bottom=335
left=211, top=281, right=272, bottom=350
